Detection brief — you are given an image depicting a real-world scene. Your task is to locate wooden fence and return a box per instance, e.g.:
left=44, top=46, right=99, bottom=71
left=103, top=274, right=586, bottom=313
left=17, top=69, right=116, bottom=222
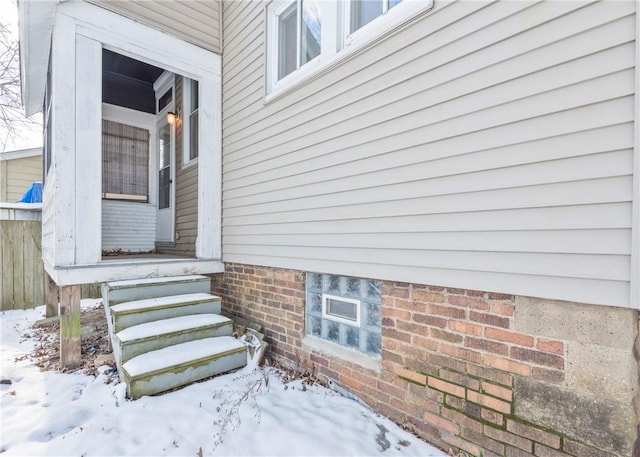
left=0, top=220, right=44, bottom=310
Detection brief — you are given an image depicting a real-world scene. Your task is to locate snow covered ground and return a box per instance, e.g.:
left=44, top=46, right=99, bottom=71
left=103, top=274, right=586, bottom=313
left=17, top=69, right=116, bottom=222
left=0, top=302, right=446, bottom=456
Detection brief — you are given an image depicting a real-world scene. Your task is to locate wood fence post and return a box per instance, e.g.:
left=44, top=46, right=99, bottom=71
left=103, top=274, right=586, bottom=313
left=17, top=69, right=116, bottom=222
left=44, top=273, right=59, bottom=318
left=60, top=285, right=81, bottom=368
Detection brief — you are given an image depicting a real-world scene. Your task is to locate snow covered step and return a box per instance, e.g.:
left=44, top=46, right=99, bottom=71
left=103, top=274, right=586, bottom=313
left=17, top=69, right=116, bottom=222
left=121, top=336, right=247, bottom=399
left=116, top=314, right=234, bottom=363
left=101, top=275, right=211, bottom=307
left=110, top=293, right=222, bottom=332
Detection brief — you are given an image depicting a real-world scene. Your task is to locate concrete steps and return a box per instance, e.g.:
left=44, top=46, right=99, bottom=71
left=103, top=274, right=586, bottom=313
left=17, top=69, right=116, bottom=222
left=102, top=275, right=212, bottom=305
left=122, top=337, right=247, bottom=399
left=116, top=314, right=234, bottom=363
left=101, top=275, right=246, bottom=399
left=110, top=293, right=222, bottom=332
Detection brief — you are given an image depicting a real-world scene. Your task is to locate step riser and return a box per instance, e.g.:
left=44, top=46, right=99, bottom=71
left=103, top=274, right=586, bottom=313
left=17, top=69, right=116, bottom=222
left=113, top=300, right=221, bottom=332
left=103, top=279, right=211, bottom=307
left=124, top=349, right=247, bottom=399
left=117, top=323, right=234, bottom=363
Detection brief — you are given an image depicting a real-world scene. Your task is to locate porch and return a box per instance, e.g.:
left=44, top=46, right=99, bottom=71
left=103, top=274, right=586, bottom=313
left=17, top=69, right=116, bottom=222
left=24, top=1, right=223, bottom=287
left=19, top=1, right=224, bottom=369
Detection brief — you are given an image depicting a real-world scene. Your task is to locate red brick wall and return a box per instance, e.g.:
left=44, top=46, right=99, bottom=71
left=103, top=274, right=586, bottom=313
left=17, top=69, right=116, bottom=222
left=210, top=264, right=621, bottom=457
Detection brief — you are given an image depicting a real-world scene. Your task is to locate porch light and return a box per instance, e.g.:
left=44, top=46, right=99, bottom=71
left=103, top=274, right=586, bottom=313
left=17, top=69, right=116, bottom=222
left=166, top=111, right=178, bottom=125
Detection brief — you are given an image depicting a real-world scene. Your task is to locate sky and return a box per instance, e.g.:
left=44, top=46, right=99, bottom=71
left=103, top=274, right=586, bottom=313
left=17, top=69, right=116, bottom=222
left=0, top=301, right=448, bottom=457
left=0, top=0, right=42, bottom=152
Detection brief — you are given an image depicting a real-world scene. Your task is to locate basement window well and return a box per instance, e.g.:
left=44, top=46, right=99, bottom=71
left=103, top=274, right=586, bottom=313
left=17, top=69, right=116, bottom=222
left=305, top=273, right=381, bottom=357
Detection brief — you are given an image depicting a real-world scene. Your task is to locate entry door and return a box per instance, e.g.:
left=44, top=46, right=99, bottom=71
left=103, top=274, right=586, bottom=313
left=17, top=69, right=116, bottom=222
left=156, top=117, right=174, bottom=242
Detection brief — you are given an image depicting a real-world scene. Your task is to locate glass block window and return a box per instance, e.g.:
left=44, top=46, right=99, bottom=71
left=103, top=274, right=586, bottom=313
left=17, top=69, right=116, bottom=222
left=306, top=273, right=382, bottom=356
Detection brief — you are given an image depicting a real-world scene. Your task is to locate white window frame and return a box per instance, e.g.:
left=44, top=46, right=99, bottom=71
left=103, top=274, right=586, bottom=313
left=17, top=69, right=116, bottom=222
left=322, top=293, right=361, bottom=326
left=182, top=76, right=199, bottom=168
left=265, top=0, right=434, bottom=100
left=266, top=0, right=323, bottom=95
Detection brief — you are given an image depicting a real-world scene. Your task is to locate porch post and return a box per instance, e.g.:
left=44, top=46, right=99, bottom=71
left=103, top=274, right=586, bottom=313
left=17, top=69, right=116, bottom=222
left=60, top=284, right=81, bottom=368
left=51, top=13, right=76, bottom=266
left=74, top=35, right=102, bottom=264
left=196, top=72, right=222, bottom=259
left=44, top=272, right=59, bottom=318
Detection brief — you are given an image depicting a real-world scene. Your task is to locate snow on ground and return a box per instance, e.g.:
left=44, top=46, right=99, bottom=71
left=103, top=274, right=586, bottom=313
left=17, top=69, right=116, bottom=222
left=0, top=303, right=446, bottom=457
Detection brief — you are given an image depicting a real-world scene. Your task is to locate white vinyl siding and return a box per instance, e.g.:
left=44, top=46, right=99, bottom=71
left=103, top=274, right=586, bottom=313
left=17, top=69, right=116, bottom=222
left=88, top=0, right=222, bottom=53
left=221, top=0, right=637, bottom=308
left=102, top=200, right=156, bottom=252
left=41, top=178, right=56, bottom=269
left=165, top=76, right=198, bottom=257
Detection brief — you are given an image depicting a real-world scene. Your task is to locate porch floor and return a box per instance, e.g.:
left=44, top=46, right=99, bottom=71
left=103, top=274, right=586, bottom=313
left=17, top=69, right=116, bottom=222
left=101, top=253, right=195, bottom=262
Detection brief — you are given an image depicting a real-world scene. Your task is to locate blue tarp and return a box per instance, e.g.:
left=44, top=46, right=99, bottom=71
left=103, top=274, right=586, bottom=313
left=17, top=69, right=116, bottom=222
left=17, top=182, right=43, bottom=203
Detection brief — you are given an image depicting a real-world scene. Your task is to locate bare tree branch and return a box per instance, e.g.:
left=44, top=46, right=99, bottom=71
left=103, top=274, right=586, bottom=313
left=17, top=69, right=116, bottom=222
left=0, top=1, right=41, bottom=152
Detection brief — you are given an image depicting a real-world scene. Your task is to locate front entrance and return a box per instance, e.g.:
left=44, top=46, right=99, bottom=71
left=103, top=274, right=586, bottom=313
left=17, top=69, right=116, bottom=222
left=155, top=74, right=176, bottom=243
left=156, top=117, right=174, bottom=242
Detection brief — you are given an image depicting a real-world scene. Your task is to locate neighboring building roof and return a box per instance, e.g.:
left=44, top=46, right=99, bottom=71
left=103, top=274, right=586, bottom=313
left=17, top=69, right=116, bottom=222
left=0, top=147, right=42, bottom=161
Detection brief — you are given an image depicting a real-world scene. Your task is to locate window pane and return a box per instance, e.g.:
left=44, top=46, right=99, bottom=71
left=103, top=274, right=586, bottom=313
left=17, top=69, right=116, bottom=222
left=365, top=302, right=381, bottom=327
left=350, top=0, right=383, bottom=33
left=389, top=0, right=403, bottom=9
left=308, top=315, right=322, bottom=336
left=327, top=275, right=341, bottom=293
left=102, top=120, right=149, bottom=199
left=158, top=168, right=170, bottom=209
left=366, top=332, right=381, bottom=355
left=366, top=280, right=381, bottom=300
left=189, top=110, right=198, bottom=160
left=308, top=272, right=323, bottom=290
left=301, top=0, right=321, bottom=66
left=159, top=124, right=170, bottom=169
left=190, top=80, right=199, bottom=111
left=278, top=3, right=298, bottom=80
left=310, top=292, right=322, bottom=313
left=326, top=321, right=340, bottom=342
left=327, top=298, right=358, bottom=322
left=346, top=278, right=360, bottom=297
left=346, top=326, right=360, bottom=349
left=158, top=88, right=172, bottom=112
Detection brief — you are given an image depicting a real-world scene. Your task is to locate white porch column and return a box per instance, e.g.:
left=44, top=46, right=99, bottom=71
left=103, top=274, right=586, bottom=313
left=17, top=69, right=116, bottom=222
left=51, top=13, right=76, bottom=266
left=74, top=35, right=102, bottom=264
left=196, top=71, right=222, bottom=260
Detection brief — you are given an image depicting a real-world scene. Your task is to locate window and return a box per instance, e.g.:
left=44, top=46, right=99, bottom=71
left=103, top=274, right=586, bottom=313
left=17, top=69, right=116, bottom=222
left=306, top=273, right=381, bottom=356
left=266, top=0, right=433, bottom=95
left=268, top=0, right=322, bottom=85
left=43, top=58, right=53, bottom=182
left=348, top=0, right=403, bottom=33
left=158, top=88, right=173, bottom=112
left=102, top=120, right=150, bottom=202
left=183, top=77, right=199, bottom=164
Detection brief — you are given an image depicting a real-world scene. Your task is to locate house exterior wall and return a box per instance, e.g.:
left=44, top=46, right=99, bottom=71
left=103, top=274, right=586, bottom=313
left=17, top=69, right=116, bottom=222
left=221, top=0, right=637, bottom=309
left=211, top=264, right=640, bottom=457
left=0, top=155, right=42, bottom=202
left=102, top=200, right=156, bottom=252
left=87, top=0, right=222, bottom=53
left=217, top=1, right=640, bottom=456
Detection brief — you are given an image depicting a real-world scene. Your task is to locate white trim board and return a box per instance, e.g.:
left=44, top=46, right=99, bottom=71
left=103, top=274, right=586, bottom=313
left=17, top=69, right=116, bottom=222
left=57, top=2, right=220, bottom=78
left=631, top=5, right=640, bottom=309
left=47, top=258, right=224, bottom=286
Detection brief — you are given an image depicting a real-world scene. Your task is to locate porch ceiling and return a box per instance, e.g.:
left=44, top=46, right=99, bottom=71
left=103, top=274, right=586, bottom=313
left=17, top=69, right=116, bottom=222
left=102, top=49, right=165, bottom=114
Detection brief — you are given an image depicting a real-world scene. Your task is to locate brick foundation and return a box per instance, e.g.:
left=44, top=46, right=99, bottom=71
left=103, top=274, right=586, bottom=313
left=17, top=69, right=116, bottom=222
left=211, top=264, right=639, bottom=457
